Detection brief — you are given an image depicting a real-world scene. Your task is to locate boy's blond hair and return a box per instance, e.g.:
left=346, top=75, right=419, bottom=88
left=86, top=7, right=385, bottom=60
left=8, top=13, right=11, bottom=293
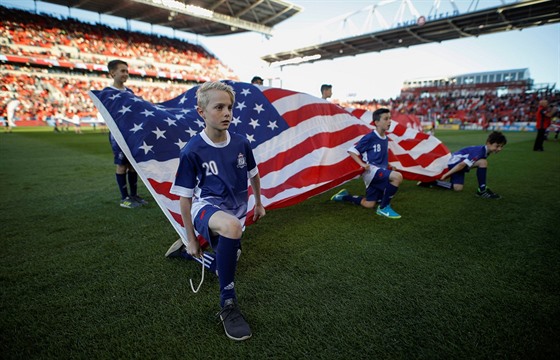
left=196, top=81, right=235, bottom=109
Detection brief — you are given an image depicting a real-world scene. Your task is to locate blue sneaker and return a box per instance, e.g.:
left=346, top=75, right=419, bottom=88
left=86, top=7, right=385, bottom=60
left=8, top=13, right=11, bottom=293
left=376, top=205, right=401, bottom=219
left=330, top=188, right=349, bottom=202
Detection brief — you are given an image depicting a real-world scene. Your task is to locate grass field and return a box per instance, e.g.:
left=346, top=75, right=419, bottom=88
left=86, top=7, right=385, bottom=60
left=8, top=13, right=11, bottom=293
left=1, top=128, right=559, bottom=359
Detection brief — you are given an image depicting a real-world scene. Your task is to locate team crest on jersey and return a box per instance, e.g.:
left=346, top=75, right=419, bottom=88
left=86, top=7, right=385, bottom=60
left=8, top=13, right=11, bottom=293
left=236, top=153, right=247, bottom=168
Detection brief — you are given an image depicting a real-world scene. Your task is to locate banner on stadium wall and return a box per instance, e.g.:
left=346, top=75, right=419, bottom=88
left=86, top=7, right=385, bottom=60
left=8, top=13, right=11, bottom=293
left=437, top=124, right=461, bottom=130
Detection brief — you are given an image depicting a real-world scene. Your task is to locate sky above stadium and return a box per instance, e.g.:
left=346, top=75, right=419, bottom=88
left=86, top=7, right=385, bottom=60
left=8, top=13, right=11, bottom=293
left=4, top=0, right=559, bottom=101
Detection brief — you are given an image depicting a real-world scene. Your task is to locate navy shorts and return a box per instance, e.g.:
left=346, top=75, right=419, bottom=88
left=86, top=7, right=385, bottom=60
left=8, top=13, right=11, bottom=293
left=449, top=165, right=469, bottom=185
left=113, top=147, right=131, bottom=166
left=365, top=168, right=391, bottom=202
left=193, top=204, right=224, bottom=249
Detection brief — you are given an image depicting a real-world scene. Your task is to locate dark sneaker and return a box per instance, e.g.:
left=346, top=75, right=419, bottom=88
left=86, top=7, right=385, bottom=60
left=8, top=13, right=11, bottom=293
left=130, top=195, right=148, bottom=205
left=120, top=197, right=141, bottom=208
left=217, top=299, right=252, bottom=341
left=165, top=239, right=185, bottom=258
left=476, top=188, right=501, bottom=199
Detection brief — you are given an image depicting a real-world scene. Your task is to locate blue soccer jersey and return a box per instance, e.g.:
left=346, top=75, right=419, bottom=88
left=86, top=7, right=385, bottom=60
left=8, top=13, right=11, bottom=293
left=171, top=131, right=258, bottom=221
left=348, top=129, right=389, bottom=187
left=448, top=145, right=488, bottom=169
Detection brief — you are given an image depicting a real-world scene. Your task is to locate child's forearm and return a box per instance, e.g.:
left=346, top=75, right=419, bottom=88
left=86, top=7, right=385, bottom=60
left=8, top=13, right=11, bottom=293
left=348, top=152, right=368, bottom=169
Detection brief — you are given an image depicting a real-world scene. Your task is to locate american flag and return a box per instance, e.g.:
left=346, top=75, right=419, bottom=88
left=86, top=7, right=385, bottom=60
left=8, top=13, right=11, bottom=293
left=89, top=81, right=448, bottom=239
left=345, top=107, right=450, bottom=181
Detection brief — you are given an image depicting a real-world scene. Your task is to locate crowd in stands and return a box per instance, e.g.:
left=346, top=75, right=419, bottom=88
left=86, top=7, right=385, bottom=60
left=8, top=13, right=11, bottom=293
left=342, top=90, right=559, bottom=126
left=0, top=66, right=191, bottom=122
left=1, top=5, right=558, bottom=128
left=0, top=5, right=235, bottom=123
left=0, top=5, right=237, bottom=81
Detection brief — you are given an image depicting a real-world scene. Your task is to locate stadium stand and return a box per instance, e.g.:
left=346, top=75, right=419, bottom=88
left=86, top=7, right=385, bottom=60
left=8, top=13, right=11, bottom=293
left=340, top=69, right=558, bottom=130
left=0, top=5, right=557, bottom=131
left=0, top=5, right=237, bottom=125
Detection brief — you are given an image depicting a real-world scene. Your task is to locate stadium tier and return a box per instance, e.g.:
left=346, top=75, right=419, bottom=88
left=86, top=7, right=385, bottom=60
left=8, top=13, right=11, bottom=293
left=0, top=5, right=558, bottom=129
left=0, top=5, right=236, bottom=124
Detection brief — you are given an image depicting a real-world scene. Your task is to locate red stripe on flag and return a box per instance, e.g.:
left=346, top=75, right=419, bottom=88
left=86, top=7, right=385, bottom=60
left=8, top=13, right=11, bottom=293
left=282, top=103, right=351, bottom=127
left=246, top=168, right=360, bottom=225
left=260, top=158, right=361, bottom=199
left=395, top=133, right=431, bottom=151
left=258, top=125, right=370, bottom=176
left=148, top=178, right=180, bottom=200
left=389, top=143, right=450, bottom=168
left=262, top=87, right=300, bottom=103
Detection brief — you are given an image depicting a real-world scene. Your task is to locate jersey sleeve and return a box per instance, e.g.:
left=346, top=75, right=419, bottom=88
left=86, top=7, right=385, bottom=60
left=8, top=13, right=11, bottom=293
left=170, top=150, right=198, bottom=198
left=348, top=132, right=371, bottom=156
left=245, top=140, right=259, bottom=178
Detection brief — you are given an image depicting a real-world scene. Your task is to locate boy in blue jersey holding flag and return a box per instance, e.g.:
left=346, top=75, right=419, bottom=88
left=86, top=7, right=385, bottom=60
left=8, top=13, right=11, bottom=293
left=167, top=81, right=266, bottom=341
left=418, top=131, right=507, bottom=199
left=331, top=108, right=403, bottom=219
left=106, top=59, right=148, bottom=208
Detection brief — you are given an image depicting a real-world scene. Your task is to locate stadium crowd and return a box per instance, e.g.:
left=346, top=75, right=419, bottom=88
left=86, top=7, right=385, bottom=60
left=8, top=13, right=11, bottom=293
left=344, top=91, right=559, bottom=126
left=1, top=5, right=558, bottom=128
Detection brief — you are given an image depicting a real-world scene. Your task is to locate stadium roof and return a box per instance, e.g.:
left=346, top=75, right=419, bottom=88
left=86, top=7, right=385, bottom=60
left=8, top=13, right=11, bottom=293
left=40, top=0, right=302, bottom=36
left=262, top=0, right=560, bottom=65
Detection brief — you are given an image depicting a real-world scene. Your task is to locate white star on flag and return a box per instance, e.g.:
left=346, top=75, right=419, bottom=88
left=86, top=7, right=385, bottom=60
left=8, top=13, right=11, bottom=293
left=186, top=128, right=198, bottom=137
left=231, top=116, right=242, bottom=126
left=164, top=117, right=177, bottom=126
left=141, top=109, right=155, bottom=117
left=152, top=127, right=166, bottom=139
left=130, top=123, right=143, bottom=133
left=139, top=141, right=153, bottom=154
left=253, top=104, right=264, bottom=114
left=118, top=105, right=131, bottom=115
left=175, top=139, right=187, bottom=149
left=235, top=101, right=247, bottom=111
left=249, top=118, right=260, bottom=129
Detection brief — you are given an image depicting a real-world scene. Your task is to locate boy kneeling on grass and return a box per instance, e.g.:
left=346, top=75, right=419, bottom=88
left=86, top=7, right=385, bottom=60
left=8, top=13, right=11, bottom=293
left=330, top=108, right=403, bottom=219
left=417, top=131, right=507, bottom=199
left=166, top=81, right=265, bottom=341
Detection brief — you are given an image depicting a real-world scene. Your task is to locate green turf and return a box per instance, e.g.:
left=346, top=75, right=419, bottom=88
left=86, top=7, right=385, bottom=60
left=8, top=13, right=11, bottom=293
left=1, top=129, right=559, bottom=359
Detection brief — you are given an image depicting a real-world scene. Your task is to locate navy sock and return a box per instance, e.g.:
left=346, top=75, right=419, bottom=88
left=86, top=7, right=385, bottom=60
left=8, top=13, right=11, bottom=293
left=128, top=171, right=138, bottom=196
left=477, top=168, right=487, bottom=191
left=215, top=235, right=240, bottom=307
left=116, top=173, right=128, bottom=199
left=380, top=183, right=398, bottom=209
left=342, top=195, right=363, bottom=206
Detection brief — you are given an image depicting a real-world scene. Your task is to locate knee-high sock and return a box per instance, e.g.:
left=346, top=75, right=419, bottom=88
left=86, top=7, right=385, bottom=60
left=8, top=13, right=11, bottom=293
left=342, top=195, right=363, bottom=206
left=116, top=173, right=128, bottom=199
left=476, top=168, right=487, bottom=191
left=127, top=171, right=138, bottom=196
left=380, top=183, right=398, bottom=209
left=215, top=235, right=240, bottom=307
